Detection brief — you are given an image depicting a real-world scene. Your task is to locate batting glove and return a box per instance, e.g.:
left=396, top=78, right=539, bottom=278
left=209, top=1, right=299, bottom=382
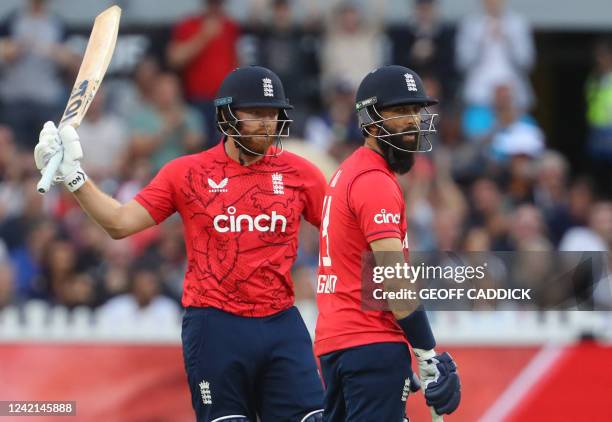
left=413, top=349, right=461, bottom=416
left=34, top=121, right=87, bottom=192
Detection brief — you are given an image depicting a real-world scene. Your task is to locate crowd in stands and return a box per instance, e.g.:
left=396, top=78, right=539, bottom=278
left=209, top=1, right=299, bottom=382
left=0, top=0, right=610, bottom=321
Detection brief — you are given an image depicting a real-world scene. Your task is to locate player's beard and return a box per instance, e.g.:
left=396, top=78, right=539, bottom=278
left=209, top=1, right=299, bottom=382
left=234, top=133, right=274, bottom=156
left=377, top=124, right=418, bottom=175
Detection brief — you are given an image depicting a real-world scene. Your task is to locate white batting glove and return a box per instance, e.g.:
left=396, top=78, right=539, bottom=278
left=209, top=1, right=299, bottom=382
left=34, top=121, right=62, bottom=186
left=34, top=121, right=87, bottom=192
left=413, top=348, right=461, bottom=417
left=413, top=348, right=438, bottom=389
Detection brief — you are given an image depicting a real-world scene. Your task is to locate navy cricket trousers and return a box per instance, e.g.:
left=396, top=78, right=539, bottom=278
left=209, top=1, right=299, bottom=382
left=182, top=306, right=324, bottom=422
left=319, top=342, right=413, bottom=422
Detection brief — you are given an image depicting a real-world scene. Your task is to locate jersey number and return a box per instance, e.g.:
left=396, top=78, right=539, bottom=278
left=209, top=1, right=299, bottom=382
left=320, top=195, right=332, bottom=267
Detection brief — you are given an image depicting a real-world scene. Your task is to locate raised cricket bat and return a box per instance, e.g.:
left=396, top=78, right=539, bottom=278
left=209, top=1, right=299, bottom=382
left=37, top=5, right=122, bottom=194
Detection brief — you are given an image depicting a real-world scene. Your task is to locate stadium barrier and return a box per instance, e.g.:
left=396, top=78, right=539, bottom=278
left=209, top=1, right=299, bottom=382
left=1, top=300, right=610, bottom=344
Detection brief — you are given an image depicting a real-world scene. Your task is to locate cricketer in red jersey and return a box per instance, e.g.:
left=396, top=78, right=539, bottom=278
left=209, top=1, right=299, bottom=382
left=167, top=0, right=239, bottom=143
left=34, top=67, right=326, bottom=422
left=315, top=66, right=461, bottom=421
left=134, top=139, right=324, bottom=317
left=315, top=146, right=409, bottom=355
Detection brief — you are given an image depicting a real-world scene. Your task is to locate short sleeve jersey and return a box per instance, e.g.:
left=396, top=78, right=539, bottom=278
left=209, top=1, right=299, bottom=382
left=171, top=14, right=239, bottom=100
left=314, top=147, right=409, bottom=356
left=135, top=140, right=327, bottom=317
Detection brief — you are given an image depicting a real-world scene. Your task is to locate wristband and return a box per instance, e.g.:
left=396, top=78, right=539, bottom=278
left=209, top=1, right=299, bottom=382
left=64, top=168, right=87, bottom=192
left=397, top=305, right=436, bottom=350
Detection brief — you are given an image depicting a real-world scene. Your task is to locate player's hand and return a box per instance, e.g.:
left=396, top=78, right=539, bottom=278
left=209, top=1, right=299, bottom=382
left=0, top=39, right=23, bottom=63
left=199, top=16, right=222, bottom=41
left=413, top=349, right=461, bottom=417
left=35, top=121, right=87, bottom=192
left=407, top=367, right=422, bottom=394
left=34, top=121, right=62, bottom=187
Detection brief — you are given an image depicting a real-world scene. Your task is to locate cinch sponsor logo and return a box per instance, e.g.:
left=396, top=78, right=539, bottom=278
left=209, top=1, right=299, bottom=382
left=213, top=206, right=287, bottom=233
left=374, top=209, right=401, bottom=224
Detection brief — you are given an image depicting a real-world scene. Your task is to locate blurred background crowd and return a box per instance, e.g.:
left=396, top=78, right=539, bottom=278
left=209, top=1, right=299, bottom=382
left=0, top=0, right=611, bottom=322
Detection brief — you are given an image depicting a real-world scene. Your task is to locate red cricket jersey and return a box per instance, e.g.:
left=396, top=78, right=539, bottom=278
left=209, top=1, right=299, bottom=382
left=314, top=147, right=409, bottom=356
left=172, top=14, right=239, bottom=100
left=135, top=140, right=326, bottom=317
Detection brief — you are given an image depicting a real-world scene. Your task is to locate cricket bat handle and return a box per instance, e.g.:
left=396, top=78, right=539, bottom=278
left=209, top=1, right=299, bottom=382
left=37, top=151, right=63, bottom=194
left=430, top=407, right=444, bottom=422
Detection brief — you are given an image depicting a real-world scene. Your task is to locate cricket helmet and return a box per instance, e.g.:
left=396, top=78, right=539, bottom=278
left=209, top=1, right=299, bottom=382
left=215, top=66, right=292, bottom=156
left=355, top=65, right=438, bottom=153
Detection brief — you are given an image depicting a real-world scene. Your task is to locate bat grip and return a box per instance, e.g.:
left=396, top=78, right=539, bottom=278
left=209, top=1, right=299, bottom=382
left=430, top=407, right=444, bottom=422
left=37, top=151, right=63, bottom=194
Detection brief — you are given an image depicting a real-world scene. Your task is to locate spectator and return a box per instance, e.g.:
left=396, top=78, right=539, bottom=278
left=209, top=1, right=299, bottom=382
left=586, top=38, right=612, bottom=158
left=115, top=158, right=154, bottom=204
left=585, top=37, right=612, bottom=193
left=509, top=206, right=559, bottom=308
left=560, top=202, right=612, bottom=252
left=95, top=237, right=134, bottom=300
left=320, top=2, right=385, bottom=91
left=304, top=79, right=361, bottom=160
left=567, top=177, right=597, bottom=228
left=167, top=0, right=239, bottom=143
left=112, top=56, right=161, bottom=124
left=503, top=148, right=539, bottom=206
left=467, top=82, right=538, bottom=142
left=0, top=126, right=25, bottom=220
left=487, top=86, right=544, bottom=195
left=254, top=0, right=320, bottom=116
left=64, top=217, right=106, bottom=273
left=140, top=219, right=186, bottom=302
left=0, top=260, right=14, bottom=309
left=467, top=177, right=511, bottom=250
left=78, top=89, right=128, bottom=181
left=128, top=72, right=205, bottom=173
left=0, top=0, right=79, bottom=149
left=405, top=148, right=467, bottom=251
left=58, top=272, right=97, bottom=309
left=98, top=266, right=181, bottom=328
left=456, top=0, right=535, bottom=134
left=432, top=208, right=464, bottom=250
left=463, top=227, right=492, bottom=252
left=40, top=239, right=78, bottom=304
left=534, top=151, right=573, bottom=245
left=0, top=177, right=48, bottom=251
left=508, top=204, right=552, bottom=251
left=558, top=202, right=612, bottom=309
left=435, top=108, right=486, bottom=184
left=0, top=125, right=16, bottom=182
left=6, top=217, right=56, bottom=301
left=591, top=202, right=612, bottom=251
left=389, top=0, right=456, bottom=101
